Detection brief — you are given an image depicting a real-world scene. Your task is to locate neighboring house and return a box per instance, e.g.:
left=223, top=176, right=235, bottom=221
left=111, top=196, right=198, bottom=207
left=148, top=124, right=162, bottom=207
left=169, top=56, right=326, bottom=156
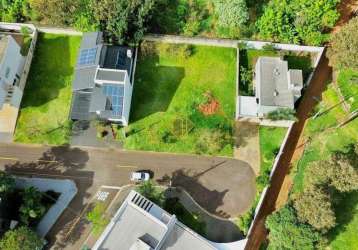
left=70, top=32, right=136, bottom=126
left=93, top=191, right=217, bottom=250
left=0, top=33, right=27, bottom=142
left=238, top=57, right=303, bottom=117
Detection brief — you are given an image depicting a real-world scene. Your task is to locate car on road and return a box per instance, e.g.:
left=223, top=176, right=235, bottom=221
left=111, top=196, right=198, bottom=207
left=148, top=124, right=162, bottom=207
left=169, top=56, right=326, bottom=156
left=130, top=171, right=150, bottom=182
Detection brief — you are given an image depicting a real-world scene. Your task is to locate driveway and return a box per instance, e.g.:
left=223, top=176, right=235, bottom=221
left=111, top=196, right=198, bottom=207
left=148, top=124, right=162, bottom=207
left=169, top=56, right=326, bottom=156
left=0, top=143, right=256, bottom=248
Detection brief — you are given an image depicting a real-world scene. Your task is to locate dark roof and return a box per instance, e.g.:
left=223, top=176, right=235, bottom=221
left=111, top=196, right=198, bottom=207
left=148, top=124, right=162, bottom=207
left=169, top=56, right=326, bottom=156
left=70, top=91, right=92, bottom=120
left=101, top=45, right=134, bottom=75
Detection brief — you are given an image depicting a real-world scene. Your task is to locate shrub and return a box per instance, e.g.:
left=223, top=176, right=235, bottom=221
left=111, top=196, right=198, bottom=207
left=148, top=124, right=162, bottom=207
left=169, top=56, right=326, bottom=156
left=293, top=186, right=336, bottom=232
left=266, top=108, right=297, bottom=121
left=266, top=205, right=324, bottom=250
left=136, top=180, right=164, bottom=205
left=19, top=187, right=46, bottom=225
left=0, top=226, right=44, bottom=250
left=0, top=172, right=15, bottom=195
left=86, top=203, right=109, bottom=236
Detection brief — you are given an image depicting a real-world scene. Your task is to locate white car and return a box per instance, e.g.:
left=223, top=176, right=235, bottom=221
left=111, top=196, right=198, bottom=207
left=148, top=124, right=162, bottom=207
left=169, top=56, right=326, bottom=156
left=130, top=171, right=150, bottom=182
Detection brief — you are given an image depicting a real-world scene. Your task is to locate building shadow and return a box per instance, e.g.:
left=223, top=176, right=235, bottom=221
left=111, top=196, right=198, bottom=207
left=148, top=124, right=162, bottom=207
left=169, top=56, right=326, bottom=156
left=3, top=145, right=94, bottom=248
left=21, top=33, right=78, bottom=108
left=129, top=51, right=185, bottom=122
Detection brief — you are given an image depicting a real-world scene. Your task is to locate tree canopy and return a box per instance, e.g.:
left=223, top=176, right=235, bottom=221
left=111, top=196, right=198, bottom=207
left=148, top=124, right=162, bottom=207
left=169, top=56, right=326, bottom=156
left=257, top=0, right=340, bottom=45
left=214, top=0, right=249, bottom=28
left=0, top=226, right=44, bottom=250
left=327, top=17, right=358, bottom=70
left=266, top=205, right=323, bottom=250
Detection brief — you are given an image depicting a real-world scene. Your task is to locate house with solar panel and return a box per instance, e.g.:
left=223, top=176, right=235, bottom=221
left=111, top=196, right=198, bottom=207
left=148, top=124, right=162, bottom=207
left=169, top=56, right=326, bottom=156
left=70, top=32, right=136, bottom=126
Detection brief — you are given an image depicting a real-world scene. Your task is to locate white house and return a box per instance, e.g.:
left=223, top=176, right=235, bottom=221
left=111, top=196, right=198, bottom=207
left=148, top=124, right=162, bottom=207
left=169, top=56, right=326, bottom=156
left=70, top=32, right=136, bottom=126
left=0, top=35, right=25, bottom=111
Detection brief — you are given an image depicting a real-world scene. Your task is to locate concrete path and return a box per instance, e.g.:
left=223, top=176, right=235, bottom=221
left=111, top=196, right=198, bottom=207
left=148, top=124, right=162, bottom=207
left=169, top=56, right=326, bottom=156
left=234, top=120, right=260, bottom=176
left=0, top=143, right=256, bottom=249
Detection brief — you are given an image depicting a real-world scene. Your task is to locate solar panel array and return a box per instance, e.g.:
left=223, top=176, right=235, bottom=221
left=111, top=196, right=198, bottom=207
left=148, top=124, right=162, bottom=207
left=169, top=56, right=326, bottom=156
left=102, top=84, right=124, bottom=117
left=78, top=48, right=97, bottom=66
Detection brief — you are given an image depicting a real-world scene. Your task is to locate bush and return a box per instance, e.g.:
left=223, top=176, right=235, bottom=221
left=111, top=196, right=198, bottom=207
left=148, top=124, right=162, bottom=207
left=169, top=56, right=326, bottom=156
left=266, top=108, right=297, bottom=121
left=86, top=203, right=109, bottom=236
left=136, top=180, right=164, bottom=205
left=19, top=187, right=46, bottom=225
left=0, top=172, right=15, bottom=195
left=266, top=205, right=324, bottom=250
left=0, top=226, right=44, bottom=250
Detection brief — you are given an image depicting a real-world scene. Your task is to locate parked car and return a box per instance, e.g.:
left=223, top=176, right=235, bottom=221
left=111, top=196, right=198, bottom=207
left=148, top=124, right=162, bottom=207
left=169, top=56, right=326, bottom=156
left=130, top=171, right=150, bottom=182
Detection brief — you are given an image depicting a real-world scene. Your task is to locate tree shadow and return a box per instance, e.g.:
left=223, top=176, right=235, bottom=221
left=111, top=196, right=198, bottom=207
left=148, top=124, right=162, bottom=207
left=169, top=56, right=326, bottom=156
left=130, top=51, right=185, bottom=122
left=234, top=121, right=259, bottom=148
left=168, top=168, right=229, bottom=217
left=3, top=145, right=94, bottom=248
left=21, top=33, right=78, bottom=108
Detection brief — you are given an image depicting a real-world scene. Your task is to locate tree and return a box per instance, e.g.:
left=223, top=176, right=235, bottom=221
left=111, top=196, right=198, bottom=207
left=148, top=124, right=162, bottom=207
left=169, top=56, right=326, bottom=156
left=91, top=0, right=156, bottom=44
left=0, top=172, right=15, bottom=194
left=0, top=226, right=44, bottom=250
left=86, top=203, right=109, bottom=236
left=327, top=17, right=358, bottom=70
left=19, top=187, right=46, bottom=225
left=214, top=0, right=249, bottom=28
left=293, top=186, right=336, bottom=232
left=257, top=0, right=340, bottom=45
left=266, top=205, right=323, bottom=250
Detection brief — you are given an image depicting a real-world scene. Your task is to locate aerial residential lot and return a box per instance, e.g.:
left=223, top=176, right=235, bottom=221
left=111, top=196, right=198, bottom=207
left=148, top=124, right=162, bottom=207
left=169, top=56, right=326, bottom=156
left=125, top=42, right=237, bottom=156
left=15, top=33, right=81, bottom=145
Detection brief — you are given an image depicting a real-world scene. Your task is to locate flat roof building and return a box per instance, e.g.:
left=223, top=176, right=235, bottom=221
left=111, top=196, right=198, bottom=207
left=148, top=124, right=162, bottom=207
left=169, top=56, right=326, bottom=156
left=93, top=191, right=217, bottom=250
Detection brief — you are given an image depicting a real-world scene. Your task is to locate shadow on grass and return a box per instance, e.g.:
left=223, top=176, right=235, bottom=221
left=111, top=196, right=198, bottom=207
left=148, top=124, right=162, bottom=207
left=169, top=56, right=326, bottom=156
left=130, top=53, right=185, bottom=122
left=21, top=33, right=77, bottom=108
left=4, top=145, right=94, bottom=248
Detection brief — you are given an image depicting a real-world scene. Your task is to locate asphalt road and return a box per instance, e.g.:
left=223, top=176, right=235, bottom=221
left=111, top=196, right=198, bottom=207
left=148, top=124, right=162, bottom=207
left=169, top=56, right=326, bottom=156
left=0, top=143, right=256, bottom=248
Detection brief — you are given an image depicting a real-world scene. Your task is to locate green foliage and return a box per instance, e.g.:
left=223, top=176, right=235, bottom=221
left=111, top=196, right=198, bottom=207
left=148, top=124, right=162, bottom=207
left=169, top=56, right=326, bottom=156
left=337, top=69, right=358, bottom=112
left=91, top=0, right=155, bottom=44
left=257, top=0, right=340, bottom=45
left=136, top=180, right=165, bottom=205
left=195, top=128, right=233, bottom=155
left=86, top=203, right=109, bottom=236
left=0, top=226, right=44, bottom=250
left=214, top=0, right=249, bottom=28
left=0, top=0, right=32, bottom=22
left=19, top=187, right=46, bottom=225
left=266, top=205, right=324, bottom=250
left=293, top=186, right=336, bottom=232
left=266, top=108, right=297, bottom=121
left=0, top=172, right=15, bottom=194
left=327, top=17, right=358, bottom=70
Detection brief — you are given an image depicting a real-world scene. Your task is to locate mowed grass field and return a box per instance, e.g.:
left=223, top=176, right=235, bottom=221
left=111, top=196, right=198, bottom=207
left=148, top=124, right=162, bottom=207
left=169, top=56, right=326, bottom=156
left=125, top=42, right=237, bottom=156
left=15, top=33, right=81, bottom=145
left=291, top=80, right=358, bottom=250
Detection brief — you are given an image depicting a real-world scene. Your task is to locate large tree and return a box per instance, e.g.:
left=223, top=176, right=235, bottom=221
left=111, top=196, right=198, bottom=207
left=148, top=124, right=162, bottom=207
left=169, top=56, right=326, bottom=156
left=0, top=226, right=44, bottom=250
left=266, top=205, right=323, bottom=250
left=293, top=186, right=336, bottom=232
left=91, top=0, right=156, bottom=44
left=257, top=0, right=340, bottom=45
left=327, top=17, right=358, bottom=70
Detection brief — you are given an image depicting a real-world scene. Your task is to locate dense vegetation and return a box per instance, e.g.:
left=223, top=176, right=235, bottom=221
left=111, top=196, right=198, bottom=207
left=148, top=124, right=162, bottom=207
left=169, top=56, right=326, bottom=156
left=0, top=0, right=341, bottom=45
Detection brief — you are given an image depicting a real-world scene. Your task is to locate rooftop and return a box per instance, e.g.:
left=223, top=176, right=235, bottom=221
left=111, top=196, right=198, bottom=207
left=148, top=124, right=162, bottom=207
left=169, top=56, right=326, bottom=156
left=0, top=35, right=9, bottom=63
left=93, top=191, right=217, bottom=250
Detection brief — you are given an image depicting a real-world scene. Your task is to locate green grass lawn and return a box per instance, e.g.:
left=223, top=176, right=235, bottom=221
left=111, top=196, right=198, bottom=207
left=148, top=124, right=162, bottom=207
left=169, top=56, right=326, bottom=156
left=337, top=68, right=358, bottom=112
left=290, top=82, right=358, bottom=249
left=14, top=33, right=81, bottom=145
left=238, top=49, right=313, bottom=96
left=124, top=42, right=236, bottom=156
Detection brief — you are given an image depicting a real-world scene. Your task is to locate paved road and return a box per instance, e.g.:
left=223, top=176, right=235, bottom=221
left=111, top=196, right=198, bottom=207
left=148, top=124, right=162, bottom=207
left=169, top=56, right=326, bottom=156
left=0, top=143, right=256, bottom=248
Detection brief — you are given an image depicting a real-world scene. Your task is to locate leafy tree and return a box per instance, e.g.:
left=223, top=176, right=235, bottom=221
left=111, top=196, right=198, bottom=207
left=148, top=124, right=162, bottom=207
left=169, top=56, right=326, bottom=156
left=257, top=0, right=340, bottom=45
left=91, top=0, right=156, bottom=44
left=214, top=0, right=249, bottom=28
left=0, top=0, right=32, bottom=22
left=266, top=205, right=323, bottom=250
left=19, top=187, right=46, bottom=225
left=327, top=17, right=358, bottom=70
left=0, top=172, right=15, bottom=194
left=136, top=180, right=164, bottom=205
left=0, top=226, right=44, bottom=250
left=86, top=203, right=109, bottom=236
left=293, top=186, right=336, bottom=232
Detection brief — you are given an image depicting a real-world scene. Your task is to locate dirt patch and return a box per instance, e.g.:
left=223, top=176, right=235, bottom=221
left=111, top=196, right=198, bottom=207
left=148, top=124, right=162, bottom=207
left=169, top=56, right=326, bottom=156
left=198, top=91, right=220, bottom=115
